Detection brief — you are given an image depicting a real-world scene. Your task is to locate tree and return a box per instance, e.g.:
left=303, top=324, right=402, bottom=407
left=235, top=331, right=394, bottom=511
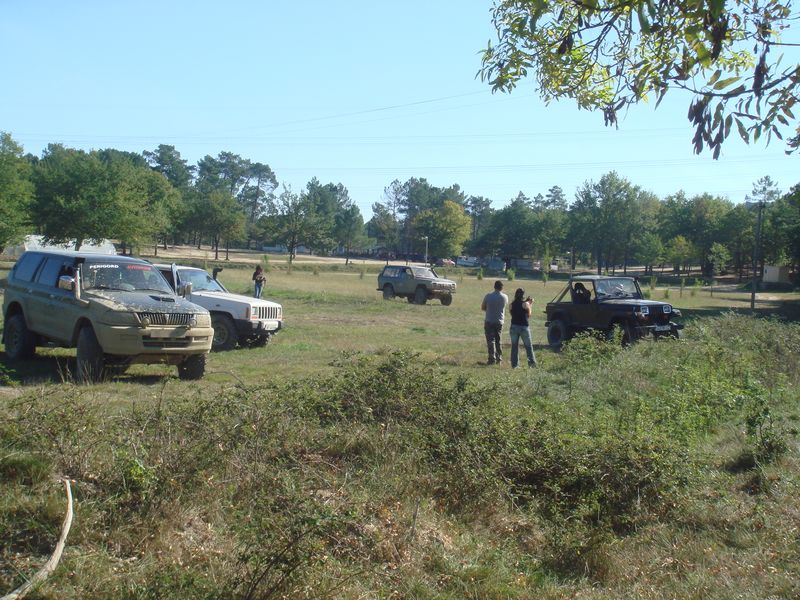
left=368, top=202, right=401, bottom=254
left=303, top=178, right=351, bottom=253
left=193, top=189, right=245, bottom=260
left=665, top=235, right=696, bottom=274
left=271, top=188, right=324, bottom=263
left=334, top=205, right=367, bottom=265
left=0, top=132, right=33, bottom=247
left=144, top=144, right=194, bottom=192
left=480, top=0, right=800, bottom=156
left=476, top=197, right=538, bottom=259
left=412, top=200, right=472, bottom=259
left=32, top=145, right=144, bottom=250
left=465, top=195, right=493, bottom=241
left=709, top=242, right=732, bottom=276
left=635, top=232, right=665, bottom=275
left=773, top=184, right=800, bottom=271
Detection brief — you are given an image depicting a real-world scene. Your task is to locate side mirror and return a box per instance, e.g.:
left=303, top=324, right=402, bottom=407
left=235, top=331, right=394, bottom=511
left=58, top=275, right=76, bottom=292
left=179, top=282, right=193, bottom=298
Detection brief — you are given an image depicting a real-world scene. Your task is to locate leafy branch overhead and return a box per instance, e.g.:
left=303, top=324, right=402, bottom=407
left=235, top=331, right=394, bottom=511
left=480, top=0, right=800, bottom=157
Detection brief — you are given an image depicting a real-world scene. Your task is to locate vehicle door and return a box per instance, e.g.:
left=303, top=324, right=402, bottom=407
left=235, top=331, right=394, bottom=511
left=9, top=252, right=46, bottom=331
left=33, top=256, right=82, bottom=343
left=397, top=267, right=414, bottom=294
left=566, top=287, right=597, bottom=327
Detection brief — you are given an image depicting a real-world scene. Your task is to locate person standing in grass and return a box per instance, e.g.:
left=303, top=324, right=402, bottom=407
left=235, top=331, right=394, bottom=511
left=481, top=280, right=508, bottom=365
left=509, top=287, right=537, bottom=368
left=252, top=265, right=266, bottom=298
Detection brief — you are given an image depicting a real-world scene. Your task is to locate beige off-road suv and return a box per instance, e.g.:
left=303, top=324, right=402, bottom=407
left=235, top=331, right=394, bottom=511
left=2, top=250, right=213, bottom=381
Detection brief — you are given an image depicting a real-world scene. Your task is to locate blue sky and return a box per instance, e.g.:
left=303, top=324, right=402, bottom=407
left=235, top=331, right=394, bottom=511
left=2, top=0, right=798, bottom=219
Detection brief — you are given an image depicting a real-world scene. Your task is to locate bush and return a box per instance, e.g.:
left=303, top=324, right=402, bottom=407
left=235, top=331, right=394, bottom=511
left=506, top=268, right=515, bottom=281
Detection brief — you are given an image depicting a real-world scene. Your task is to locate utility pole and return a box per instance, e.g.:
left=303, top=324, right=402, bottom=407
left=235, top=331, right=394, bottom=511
left=750, top=201, right=764, bottom=310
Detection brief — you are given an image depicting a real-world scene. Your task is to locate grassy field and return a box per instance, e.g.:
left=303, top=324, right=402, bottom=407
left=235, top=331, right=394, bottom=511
left=1, top=254, right=800, bottom=598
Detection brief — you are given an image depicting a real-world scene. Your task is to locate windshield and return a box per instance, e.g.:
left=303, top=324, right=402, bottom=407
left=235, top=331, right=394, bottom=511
left=83, top=261, right=173, bottom=294
left=410, top=267, right=438, bottom=278
left=179, top=269, right=226, bottom=292
left=594, top=278, right=639, bottom=298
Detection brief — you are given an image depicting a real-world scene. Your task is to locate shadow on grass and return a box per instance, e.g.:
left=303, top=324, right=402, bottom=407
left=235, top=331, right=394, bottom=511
left=0, top=353, right=171, bottom=387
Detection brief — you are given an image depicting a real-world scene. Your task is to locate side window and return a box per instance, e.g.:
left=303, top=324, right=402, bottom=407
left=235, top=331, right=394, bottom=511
left=12, top=253, right=44, bottom=283
left=36, top=257, right=68, bottom=287
left=159, top=270, right=175, bottom=288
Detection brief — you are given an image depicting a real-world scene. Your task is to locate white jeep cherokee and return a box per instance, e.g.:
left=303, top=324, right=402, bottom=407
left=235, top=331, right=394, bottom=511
left=155, top=264, right=283, bottom=351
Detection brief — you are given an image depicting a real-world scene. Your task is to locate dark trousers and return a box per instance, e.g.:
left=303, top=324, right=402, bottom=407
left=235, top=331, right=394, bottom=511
left=484, top=321, right=503, bottom=363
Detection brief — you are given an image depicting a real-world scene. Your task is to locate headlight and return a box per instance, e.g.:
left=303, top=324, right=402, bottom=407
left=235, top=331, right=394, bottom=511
left=637, top=305, right=649, bottom=315
left=663, top=305, right=672, bottom=314
left=103, top=310, right=139, bottom=326
left=194, top=313, right=211, bottom=328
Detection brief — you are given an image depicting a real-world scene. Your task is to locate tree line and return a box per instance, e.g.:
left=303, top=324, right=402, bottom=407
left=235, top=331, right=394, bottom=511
left=1, top=131, right=799, bottom=278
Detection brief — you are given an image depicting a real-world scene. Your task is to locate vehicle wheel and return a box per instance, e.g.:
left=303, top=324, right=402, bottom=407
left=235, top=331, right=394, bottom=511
left=105, top=359, right=130, bottom=376
left=4, top=314, right=36, bottom=360
left=440, top=294, right=453, bottom=306
left=211, top=314, right=238, bottom=351
left=382, top=284, right=395, bottom=300
left=607, top=322, right=634, bottom=346
left=547, top=319, right=568, bottom=349
left=76, top=326, right=105, bottom=383
left=414, top=286, right=427, bottom=305
left=406, top=296, right=414, bottom=303
left=249, top=334, right=270, bottom=348
left=178, top=354, right=206, bottom=380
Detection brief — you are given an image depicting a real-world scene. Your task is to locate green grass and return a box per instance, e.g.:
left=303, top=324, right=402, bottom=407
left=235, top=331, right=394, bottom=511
left=1, top=264, right=800, bottom=598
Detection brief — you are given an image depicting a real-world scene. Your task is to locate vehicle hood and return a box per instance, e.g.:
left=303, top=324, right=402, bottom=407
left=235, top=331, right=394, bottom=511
left=190, top=290, right=282, bottom=308
left=420, top=276, right=456, bottom=286
left=86, top=290, right=208, bottom=313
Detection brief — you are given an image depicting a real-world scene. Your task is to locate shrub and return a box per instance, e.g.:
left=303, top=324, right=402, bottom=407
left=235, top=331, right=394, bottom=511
left=477, top=268, right=483, bottom=280
left=506, top=268, right=515, bottom=281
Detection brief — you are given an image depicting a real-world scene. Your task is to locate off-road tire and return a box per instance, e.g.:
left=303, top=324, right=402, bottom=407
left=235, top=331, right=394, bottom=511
left=211, top=314, right=238, bottom=351
left=547, top=319, right=569, bottom=349
left=382, top=284, right=395, bottom=300
left=76, top=326, right=106, bottom=383
left=414, top=286, right=427, bottom=305
left=606, top=322, right=634, bottom=346
left=4, top=314, right=36, bottom=360
left=178, top=354, right=206, bottom=380
left=249, top=334, right=270, bottom=348
left=440, top=294, right=453, bottom=306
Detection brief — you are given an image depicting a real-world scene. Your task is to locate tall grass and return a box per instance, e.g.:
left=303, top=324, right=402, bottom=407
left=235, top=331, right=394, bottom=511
left=2, top=313, right=798, bottom=598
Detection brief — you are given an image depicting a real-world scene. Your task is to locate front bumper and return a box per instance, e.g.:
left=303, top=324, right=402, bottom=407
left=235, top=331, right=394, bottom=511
left=634, top=322, right=684, bottom=336
left=95, top=324, right=214, bottom=358
left=233, top=319, right=282, bottom=337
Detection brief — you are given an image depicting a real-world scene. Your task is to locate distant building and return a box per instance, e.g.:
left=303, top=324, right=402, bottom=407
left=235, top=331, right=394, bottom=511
left=763, top=265, right=791, bottom=284
left=1, top=235, right=116, bottom=258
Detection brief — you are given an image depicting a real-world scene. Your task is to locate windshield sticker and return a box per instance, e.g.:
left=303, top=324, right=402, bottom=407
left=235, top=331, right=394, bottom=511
left=88, top=264, right=120, bottom=269
left=126, top=265, right=150, bottom=270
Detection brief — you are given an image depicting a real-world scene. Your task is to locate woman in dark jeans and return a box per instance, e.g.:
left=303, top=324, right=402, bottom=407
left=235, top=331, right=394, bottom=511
left=509, top=287, right=537, bottom=368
